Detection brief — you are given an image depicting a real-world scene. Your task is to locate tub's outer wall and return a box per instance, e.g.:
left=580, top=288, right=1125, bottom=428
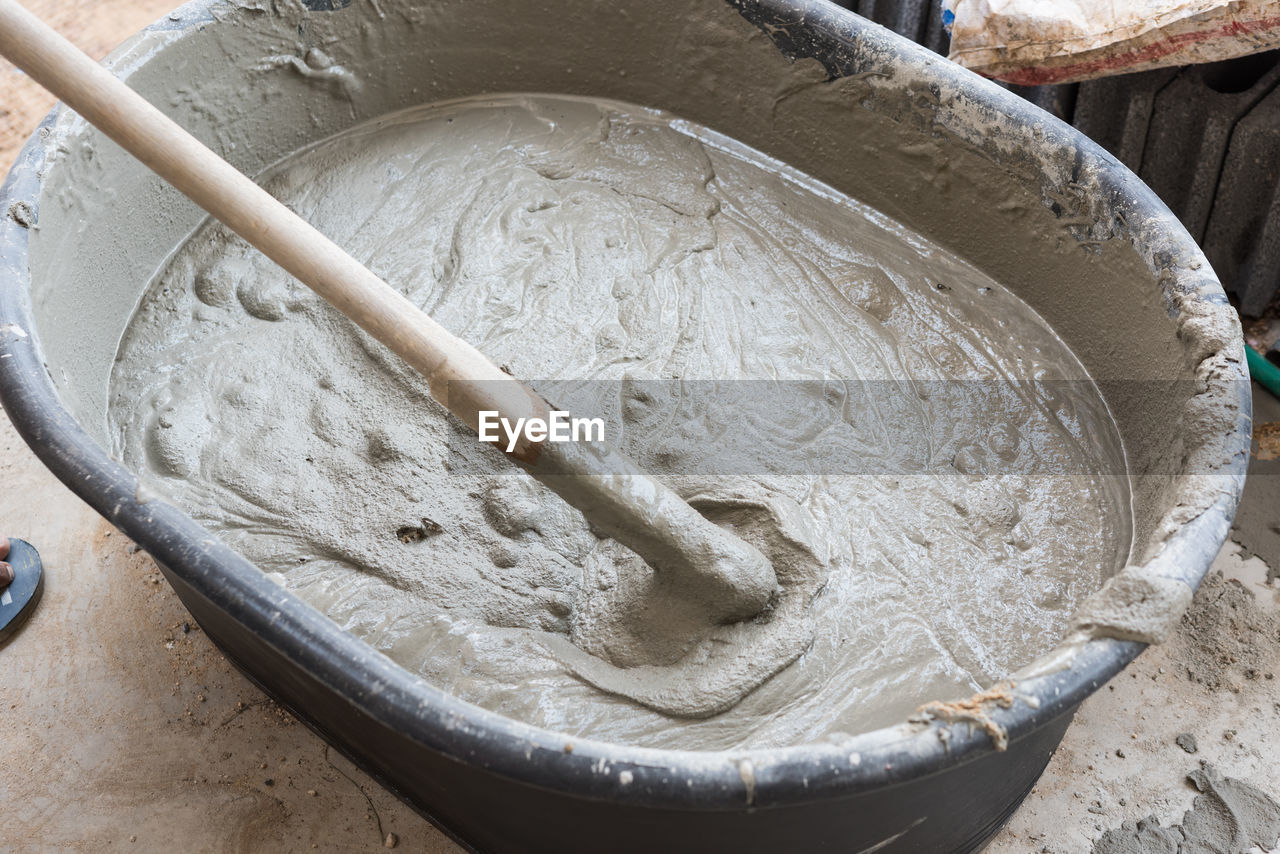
left=163, top=560, right=1075, bottom=853
left=0, top=0, right=1250, bottom=851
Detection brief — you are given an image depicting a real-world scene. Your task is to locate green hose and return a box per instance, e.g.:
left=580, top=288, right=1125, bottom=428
left=1246, top=345, right=1280, bottom=400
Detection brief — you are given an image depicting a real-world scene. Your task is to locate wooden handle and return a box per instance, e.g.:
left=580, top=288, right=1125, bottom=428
left=0, top=0, right=548, bottom=461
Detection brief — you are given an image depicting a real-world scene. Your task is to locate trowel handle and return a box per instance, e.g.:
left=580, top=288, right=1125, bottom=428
left=0, top=0, right=548, bottom=461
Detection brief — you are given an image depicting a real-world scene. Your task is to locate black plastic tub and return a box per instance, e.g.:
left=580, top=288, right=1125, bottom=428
left=0, top=1, right=1251, bottom=851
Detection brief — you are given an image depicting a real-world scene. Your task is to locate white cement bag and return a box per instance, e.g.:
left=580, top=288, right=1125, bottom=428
left=943, top=0, right=1280, bottom=84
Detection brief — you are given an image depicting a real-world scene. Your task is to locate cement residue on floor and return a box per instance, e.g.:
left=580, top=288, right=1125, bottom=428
left=1093, top=763, right=1280, bottom=854
left=1172, top=569, right=1280, bottom=692
left=108, top=94, right=1130, bottom=750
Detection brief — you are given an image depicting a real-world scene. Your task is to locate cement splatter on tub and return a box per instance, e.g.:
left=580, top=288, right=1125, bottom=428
left=108, top=94, right=1130, bottom=750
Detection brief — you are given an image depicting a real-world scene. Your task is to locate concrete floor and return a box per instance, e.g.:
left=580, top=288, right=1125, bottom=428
left=2, top=3, right=1278, bottom=850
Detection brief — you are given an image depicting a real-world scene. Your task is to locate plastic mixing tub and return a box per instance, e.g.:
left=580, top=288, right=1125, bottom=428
left=0, top=0, right=1252, bottom=850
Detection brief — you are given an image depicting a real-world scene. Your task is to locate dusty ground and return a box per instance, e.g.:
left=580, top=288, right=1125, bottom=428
left=2, top=1, right=1278, bottom=851
left=0, top=0, right=182, bottom=163
left=0, top=417, right=458, bottom=852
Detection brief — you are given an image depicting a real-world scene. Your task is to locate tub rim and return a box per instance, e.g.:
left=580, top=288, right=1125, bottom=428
left=0, top=0, right=1251, bottom=812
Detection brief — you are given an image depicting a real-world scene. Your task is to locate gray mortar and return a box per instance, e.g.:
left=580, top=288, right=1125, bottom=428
left=107, top=95, right=1128, bottom=748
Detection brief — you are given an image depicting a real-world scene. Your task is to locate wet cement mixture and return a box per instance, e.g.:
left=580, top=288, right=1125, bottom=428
left=107, top=93, right=1131, bottom=750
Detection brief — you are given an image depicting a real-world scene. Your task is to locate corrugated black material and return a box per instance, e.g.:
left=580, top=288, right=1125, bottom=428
left=1203, top=78, right=1280, bottom=315
left=1071, top=69, right=1179, bottom=171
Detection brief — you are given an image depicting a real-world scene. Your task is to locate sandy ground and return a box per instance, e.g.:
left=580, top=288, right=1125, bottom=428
left=2, top=1, right=1278, bottom=851
left=0, top=0, right=183, bottom=162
